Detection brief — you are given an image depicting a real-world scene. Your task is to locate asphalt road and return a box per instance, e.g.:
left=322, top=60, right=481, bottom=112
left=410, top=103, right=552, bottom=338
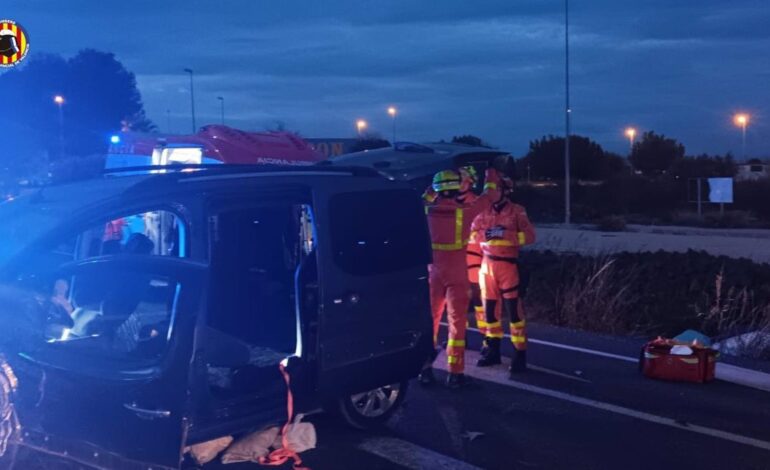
left=202, top=324, right=770, bottom=470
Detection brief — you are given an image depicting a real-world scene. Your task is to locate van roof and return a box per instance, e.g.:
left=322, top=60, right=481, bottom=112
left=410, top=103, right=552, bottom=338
left=0, top=164, right=394, bottom=267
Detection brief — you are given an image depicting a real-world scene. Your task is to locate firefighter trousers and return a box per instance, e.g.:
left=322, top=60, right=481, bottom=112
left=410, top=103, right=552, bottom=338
left=429, top=257, right=470, bottom=375
left=478, top=257, right=527, bottom=351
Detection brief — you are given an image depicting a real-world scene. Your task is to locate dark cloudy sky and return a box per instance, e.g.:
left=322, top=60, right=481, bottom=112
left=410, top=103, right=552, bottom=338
left=5, top=0, right=769, bottom=156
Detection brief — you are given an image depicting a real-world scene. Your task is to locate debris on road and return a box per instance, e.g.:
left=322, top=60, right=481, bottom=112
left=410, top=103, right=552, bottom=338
left=186, top=435, right=234, bottom=465
left=461, top=431, right=485, bottom=442
left=272, top=414, right=317, bottom=454
left=674, top=330, right=712, bottom=347
left=221, top=427, right=279, bottom=464
left=715, top=331, right=770, bottom=359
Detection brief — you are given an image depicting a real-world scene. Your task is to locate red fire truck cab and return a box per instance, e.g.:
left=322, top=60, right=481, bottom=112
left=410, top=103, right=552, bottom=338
left=106, top=125, right=323, bottom=170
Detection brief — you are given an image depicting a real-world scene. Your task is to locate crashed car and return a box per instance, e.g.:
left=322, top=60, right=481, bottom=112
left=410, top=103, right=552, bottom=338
left=0, top=164, right=433, bottom=469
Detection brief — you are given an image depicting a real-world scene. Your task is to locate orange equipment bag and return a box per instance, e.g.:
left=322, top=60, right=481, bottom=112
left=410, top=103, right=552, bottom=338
left=640, top=338, right=718, bottom=384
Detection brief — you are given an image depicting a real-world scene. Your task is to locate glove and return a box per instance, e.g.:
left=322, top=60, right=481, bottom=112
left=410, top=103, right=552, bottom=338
left=485, top=227, right=505, bottom=240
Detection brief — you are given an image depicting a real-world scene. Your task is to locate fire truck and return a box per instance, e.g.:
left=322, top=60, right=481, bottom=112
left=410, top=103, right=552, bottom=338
left=106, top=125, right=323, bottom=170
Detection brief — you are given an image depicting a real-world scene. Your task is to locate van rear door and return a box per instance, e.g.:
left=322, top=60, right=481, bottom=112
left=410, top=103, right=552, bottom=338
left=313, top=185, right=433, bottom=396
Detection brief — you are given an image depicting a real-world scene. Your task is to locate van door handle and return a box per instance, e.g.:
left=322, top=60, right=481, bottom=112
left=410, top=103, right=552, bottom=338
left=123, top=402, right=171, bottom=420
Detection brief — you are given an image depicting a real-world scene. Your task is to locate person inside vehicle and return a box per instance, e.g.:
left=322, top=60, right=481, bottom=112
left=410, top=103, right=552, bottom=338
left=50, top=279, right=73, bottom=316
left=102, top=217, right=127, bottom=255
left=70, top=233, right=161, bottom=355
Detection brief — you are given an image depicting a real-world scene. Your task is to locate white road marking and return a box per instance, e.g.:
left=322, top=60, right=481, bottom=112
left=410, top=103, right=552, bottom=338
left=436, top=350, right=770, bottom=452
left=445, top=322, right=770, bottom=392
left=358, top=436, right=483, bottom=470
left=528, top=364, right=592, bottom=383
left=457, top=323, right=637, bottom=363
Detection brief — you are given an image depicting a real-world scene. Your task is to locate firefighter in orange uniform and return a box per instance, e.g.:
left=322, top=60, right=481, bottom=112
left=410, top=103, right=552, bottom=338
left=458, top=167, right=487, bottom=327
left=422, top=167, right=500, bottom=389
left=471, top=176, right=536, bottom=376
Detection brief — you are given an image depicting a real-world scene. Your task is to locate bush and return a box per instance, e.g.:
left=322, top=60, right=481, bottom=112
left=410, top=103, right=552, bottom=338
left=696, top=271, right=770, bottom=359
left=596, top=215, right=627, bottom=232
left=521, top=250, right=770, bottom=339
left=525, top=256, right=640, bottom=334
left=669, top=211, right=705, bottom=227
left=592, top=175, right=685, bottom=217
left=734, top=180, right=770, bottom=220
left=703, top=210, right=753, bottom=228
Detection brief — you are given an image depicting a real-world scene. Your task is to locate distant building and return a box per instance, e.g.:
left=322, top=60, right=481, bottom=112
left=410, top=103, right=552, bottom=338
left=736, top=159, right=770, bottom=181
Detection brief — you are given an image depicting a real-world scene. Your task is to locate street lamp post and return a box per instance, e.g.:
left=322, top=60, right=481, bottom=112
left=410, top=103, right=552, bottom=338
left=387, top=106, right=397, bottom=145
left=734, top=113, right=749, bottom=159
left=564, top=0, right=571, bottom=225
left=217, top=96, right=225, bottom=125
left=53, top=95, right=65, bottom=157
left=356, top=119, right=367, bottom=137
left=183, top=68, right=196, bottom=133
left=625, top=127, right=637, bottom=152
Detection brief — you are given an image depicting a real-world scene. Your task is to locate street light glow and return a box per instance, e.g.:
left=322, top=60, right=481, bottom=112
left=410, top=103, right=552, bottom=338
left=110, top=135, right=121, bottom=144
left=625, top=127, right=637, bottom=140
left=734, top=113, right=750, bottom=159
left=387, top=106, right=397, bottom=117
left=356, top=119, right=367, bottom=133
left=53, top=95, right=65, bottom=105
left=734, top=113, right=749, bottom=127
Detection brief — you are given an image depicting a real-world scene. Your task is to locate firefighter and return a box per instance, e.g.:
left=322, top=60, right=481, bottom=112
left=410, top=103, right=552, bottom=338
left=422, top=167, right=500, bottom=389
left=459, top=167, right=486, bottom=325
left=426, top=166, right=487, bottom=328
left=471, top=176, right=535, bottom=376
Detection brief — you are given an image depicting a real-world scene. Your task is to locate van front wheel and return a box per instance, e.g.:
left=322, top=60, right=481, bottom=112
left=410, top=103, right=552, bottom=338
left=336, top=381, right=407, bottom=430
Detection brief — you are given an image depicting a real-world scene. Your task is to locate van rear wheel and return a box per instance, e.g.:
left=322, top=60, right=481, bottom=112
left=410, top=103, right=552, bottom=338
left=336, top=381, right=407, bottom=430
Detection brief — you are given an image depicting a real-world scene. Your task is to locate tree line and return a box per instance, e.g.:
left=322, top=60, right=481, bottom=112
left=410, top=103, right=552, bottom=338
left=517, top=131, right=737, bottom=181
left=0, top=49, right=153, bottom=183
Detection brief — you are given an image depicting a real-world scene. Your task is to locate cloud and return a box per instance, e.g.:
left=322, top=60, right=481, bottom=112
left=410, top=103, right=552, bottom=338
left=5, top=0, right=770, bottom=155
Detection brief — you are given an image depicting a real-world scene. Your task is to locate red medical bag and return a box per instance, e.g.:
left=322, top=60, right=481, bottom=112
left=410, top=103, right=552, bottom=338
left=640, top=338, right=718, bottom=384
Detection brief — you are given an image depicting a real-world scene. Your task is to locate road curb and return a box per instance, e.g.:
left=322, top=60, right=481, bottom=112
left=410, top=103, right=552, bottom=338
left=716, top=363, right=770, bottom=393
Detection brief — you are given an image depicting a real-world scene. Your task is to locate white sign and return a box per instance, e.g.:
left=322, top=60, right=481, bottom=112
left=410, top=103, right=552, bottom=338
left=708, top=177, right=734, bottom=204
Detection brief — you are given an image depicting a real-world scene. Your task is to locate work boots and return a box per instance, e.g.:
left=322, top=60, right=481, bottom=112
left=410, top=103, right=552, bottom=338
left=476, top=338, right=502, bottom=367
left=509, top=350, right=527, bottom=377
left=446, top=373, right=473, bottom=390
left=418, top=368, right=436, bottom=385
left=418, top=346, right=441, bottom=386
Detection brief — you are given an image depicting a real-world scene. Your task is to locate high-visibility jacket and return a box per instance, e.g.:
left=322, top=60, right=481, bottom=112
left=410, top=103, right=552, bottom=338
left=462, top=193, right=483, bottom=283
left=424, top=169, right=500, bottom=261
left=472, top=201, right=535, bottom=258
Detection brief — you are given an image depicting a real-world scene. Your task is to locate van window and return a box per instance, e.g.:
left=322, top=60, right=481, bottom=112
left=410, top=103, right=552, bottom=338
left=12, top=263, right=182, bottom=371
left=15, top=209, right=188, bottom=289
left=77, top=210, right=187, bottom=259
left=330, top=190, right=430, bottom=275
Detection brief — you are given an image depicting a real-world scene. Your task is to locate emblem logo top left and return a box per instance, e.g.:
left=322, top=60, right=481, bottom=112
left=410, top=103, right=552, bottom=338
left=0, top=20, right=29, bottom=68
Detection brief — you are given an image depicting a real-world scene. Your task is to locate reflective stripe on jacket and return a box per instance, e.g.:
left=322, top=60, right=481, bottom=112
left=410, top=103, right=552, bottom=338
left=425, top=170, right=500, bottom=253
left=471, top=201, right=536, bottom=258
